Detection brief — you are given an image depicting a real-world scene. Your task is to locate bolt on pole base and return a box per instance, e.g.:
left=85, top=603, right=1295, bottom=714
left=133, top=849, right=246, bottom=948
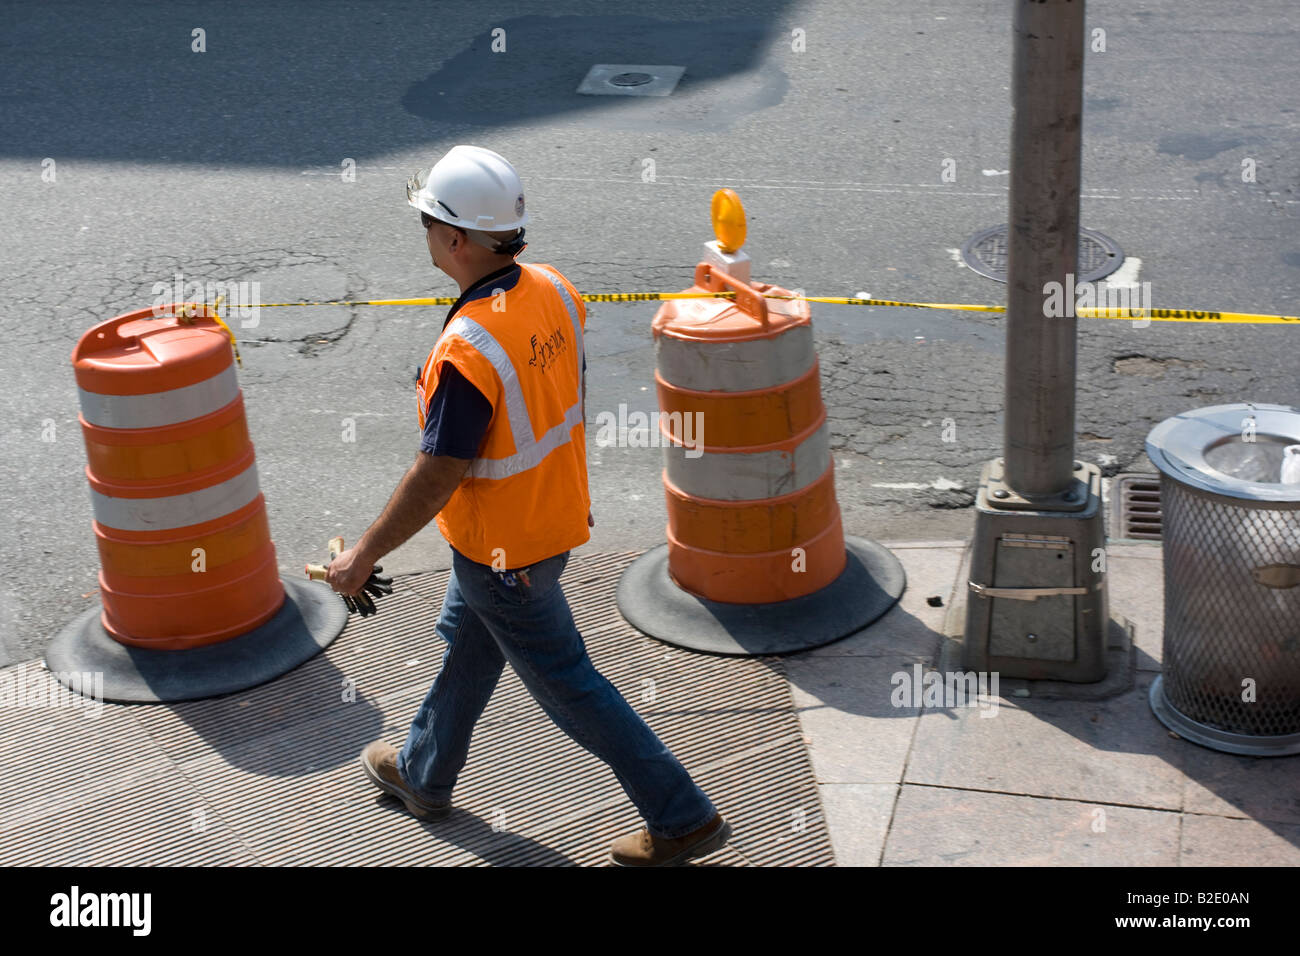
left=963, top=459, right=1109, bottom=682
left=982, top=457, right=1095, bottom=512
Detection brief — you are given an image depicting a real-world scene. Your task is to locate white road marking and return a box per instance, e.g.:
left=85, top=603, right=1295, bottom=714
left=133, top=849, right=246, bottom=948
left=981, top=169, right=1010, bottom=176
left=1104, top=256, right=1143, bottom=288
left=872, top=478, right=964, bottom=491
left=945, top=248, right=969, bottom=269
left=526, top=173, right=1267, bottom=204
left=305, top=409, right=398, bottom=416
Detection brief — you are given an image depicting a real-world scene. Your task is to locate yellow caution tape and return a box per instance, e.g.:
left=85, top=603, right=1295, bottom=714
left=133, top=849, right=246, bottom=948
left=1077, top=307, right=1299, bottom=324
left=780, top=295, right=1300, bottom=325
left=247, top=291, right=730, bottom=308
left=766, top=294, right=1299, bottom=324
left=171, top=296, right=244, bottom=367
left=203, top=292, right=1299, bottom=326
left=208, top=295, right=243, bottom=368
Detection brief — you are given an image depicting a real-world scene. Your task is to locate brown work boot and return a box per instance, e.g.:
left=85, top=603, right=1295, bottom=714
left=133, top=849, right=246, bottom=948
left=609, top=813, right=731, bottom=866
left=359, top=741, right=451, bottom=820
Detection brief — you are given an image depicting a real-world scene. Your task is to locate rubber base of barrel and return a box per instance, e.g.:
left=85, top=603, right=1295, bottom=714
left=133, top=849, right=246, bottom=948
left=616, top=536, right=906, bottom=656
left=45, top=577, right=348, bottom=703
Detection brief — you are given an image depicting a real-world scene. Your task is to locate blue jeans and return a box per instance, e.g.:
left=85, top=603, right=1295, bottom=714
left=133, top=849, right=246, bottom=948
left=398, top=547, right=718, bottom=839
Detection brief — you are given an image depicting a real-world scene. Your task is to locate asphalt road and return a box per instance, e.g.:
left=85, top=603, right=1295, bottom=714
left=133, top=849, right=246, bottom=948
left=1, top=0, right=1296, bottom=665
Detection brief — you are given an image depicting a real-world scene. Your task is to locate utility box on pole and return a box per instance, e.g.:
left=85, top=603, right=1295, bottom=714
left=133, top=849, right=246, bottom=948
left=963, top=0, right=1109, bottom=682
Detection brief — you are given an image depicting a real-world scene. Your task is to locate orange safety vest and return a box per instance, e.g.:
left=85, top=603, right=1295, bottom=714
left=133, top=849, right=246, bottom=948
left=417, top=262, right=590, bottom=568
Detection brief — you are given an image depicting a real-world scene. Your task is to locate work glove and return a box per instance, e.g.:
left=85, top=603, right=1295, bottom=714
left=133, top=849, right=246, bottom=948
left=306, top=536, right=394, bottom=617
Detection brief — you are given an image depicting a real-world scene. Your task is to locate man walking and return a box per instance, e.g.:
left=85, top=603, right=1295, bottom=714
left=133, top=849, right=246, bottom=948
left=326, top=145, right=729, bottom=866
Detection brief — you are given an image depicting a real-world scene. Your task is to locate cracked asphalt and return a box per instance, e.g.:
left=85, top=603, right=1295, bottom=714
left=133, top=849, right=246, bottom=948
left=0, top=0, right=1296, bottom=664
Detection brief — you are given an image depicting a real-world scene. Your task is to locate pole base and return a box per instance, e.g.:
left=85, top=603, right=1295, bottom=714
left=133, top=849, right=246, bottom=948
left=616, top=536, right=906, bottom=656
left=963, top=459, right=1109, bottom=682
left=45, top=577, right=348, bottom=704
left=1149, top=676, right=1300, bottom=757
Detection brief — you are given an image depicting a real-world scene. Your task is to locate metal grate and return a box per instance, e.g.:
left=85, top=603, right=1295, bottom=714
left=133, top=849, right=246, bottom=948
left=1117, top=474, right=1163, bottom=540
left=0, top=552, right=832, bottom=866
left=1159, top=479, right=1300, bottom=738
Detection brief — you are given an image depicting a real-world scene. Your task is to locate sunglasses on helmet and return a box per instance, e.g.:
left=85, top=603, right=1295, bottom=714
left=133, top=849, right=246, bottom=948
left=408, top=168, right=459, bottom=229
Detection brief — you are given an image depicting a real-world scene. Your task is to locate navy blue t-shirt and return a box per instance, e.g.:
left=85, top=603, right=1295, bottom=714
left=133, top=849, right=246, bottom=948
left=421, top=363, right=494, bottom=459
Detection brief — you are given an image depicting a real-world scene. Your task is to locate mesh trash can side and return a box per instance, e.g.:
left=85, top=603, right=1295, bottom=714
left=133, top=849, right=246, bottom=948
left=1147, top=404, right=1300, bottom=757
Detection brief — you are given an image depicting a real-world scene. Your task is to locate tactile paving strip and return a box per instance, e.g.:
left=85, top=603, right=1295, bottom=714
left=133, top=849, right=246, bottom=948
left=0, top=552, right=833, bottom=866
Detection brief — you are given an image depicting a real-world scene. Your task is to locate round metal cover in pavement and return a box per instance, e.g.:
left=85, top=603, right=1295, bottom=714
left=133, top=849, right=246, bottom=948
left=609, top=72, right=654, bottom=87
left=960, top=224, right=1124, bottom=283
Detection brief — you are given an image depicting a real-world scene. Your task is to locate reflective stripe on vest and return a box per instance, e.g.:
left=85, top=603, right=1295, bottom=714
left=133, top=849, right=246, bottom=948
left=471, top=399, right=584, bottom=480
left=538, top=268, right=585, bottom=406
left=431, top=267, right=585, bottom=478
left=445, top=315, right=536, bottom=466
left=443, top=271, right=585, bottom=481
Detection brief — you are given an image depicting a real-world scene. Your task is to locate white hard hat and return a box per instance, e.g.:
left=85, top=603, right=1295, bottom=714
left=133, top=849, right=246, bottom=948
left=406, top=145, right=529, bottom=232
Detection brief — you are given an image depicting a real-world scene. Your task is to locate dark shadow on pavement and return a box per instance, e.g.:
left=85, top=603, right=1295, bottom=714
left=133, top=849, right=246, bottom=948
left=1, top=4, right=794, bottom=165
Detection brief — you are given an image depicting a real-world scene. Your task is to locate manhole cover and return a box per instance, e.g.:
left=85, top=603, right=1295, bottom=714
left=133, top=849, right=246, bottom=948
left=609, top=72, right=654, bottom=87
left=576, top=63, right=686, bottom=97
left=960, top=224, right=1124, bottom=283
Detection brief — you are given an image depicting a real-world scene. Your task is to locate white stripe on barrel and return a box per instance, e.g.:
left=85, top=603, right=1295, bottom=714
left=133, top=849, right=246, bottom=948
left=77, top=365, right=240, bottom=430
left=655, top=325, right=815, bottom=393
left=88, top=462, right=262, bottom=531
left=663, top=421, right=831, bottom=501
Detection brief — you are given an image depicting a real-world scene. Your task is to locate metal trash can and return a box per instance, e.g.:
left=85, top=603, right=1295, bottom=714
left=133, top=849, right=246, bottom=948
left=1145, top=403, right=1300, bottom=756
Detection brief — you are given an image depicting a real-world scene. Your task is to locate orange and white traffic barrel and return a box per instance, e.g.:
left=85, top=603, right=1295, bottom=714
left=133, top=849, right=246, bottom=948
left=655, top=261, right=845, bottom=603
left=47, top=304, right=346, bottom=702
left=618, top=192, right=905, bottom=655
left=73, top=304, right=282, bottom=647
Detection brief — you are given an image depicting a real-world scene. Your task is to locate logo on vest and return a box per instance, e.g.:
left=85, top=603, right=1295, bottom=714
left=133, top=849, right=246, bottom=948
left=528, top=326, right=569, bottom=373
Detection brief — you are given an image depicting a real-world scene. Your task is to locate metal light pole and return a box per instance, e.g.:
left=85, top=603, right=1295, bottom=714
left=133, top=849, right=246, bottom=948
left=1004, top=0, right=1083, bottom=497
left=963, top=0, right=1109, bottom=682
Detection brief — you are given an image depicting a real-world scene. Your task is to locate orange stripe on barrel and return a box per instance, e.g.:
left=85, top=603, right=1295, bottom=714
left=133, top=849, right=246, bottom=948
left=665, top=464, right=840, bottom=555
left=81, top=398, right=250, bottom=481
left=654, top=361, right=824, bottom=449
left=665, top=510, right=847, bottom=603
left=96, top=497, right=272, bottom=578
left=98, top=546, right=284, bottom=649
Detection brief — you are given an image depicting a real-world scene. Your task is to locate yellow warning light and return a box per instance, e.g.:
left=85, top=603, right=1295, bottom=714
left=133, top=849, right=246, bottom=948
left=710, top=188, right=747, bottom=253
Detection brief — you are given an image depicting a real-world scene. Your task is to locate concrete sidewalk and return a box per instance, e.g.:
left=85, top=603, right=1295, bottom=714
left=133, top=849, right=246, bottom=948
left=4, top=539, right=1297, bottom=866
left=797, top=539, right=1300, bottom=866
